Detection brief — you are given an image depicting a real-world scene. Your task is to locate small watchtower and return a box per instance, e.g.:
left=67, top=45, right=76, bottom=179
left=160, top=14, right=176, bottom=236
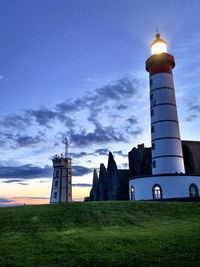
left=50, top=138, right=72, bottom=203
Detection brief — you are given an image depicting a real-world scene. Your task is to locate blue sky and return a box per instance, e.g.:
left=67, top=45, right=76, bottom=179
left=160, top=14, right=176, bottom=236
left=0, top=0, right=200, bottom=205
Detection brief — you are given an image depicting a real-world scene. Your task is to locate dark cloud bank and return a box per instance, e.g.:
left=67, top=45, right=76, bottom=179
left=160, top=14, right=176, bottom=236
left=186, top=101, right=200, bottom=121
left=0, top=164, right=92, bottom=182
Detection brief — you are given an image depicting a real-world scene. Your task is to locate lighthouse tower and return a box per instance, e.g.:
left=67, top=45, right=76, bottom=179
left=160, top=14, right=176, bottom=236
left=146, top=33, right=185, bottom=175
left=129, top=33, right=200, bottom=201
left=50, top=138, right=72, bottom=203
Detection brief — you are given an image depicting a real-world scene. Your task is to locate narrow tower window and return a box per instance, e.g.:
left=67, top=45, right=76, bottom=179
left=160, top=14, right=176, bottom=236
left=151, top=99, right=156, bottom=107
left=151, top=109, right=154, bottom=116
left=56, top=170, right=59, bottom=178
left=151, top=125, right=155, bottom=133
left=152, top=160, right=156, bottom=168
left=152, top=143, right=155, bottom=150
left=54, top=192, right=57, bottom=199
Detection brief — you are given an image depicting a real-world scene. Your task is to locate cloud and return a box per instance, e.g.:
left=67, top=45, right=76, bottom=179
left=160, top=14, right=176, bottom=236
left=185, top=114, right=198, bottom=122
left=0, top=77, right=140, bottom=133
left=0, top=163, right=92, bottom=180
left=35, top=180, right=49, bottom=183
left=14, top=132, right=46, bottom=147
left=27, top=108, right=57, bottom=127
left=14, top=196, right=49, bottom=199
left=0, top=76, right=142, bottom=151
left=72, top=166, right=92, bottom=176
left=94, top=148, right=109, bottom=155
left=96, top=77, right=138, bottom=101
left=57, top=77, right=139, bottom=115
left=69, top=148, right=111, bottom=158
left=27, top=108, right=76, bottom=129
left=0, top=132, right=46, bottom=149
left=2, top=179, right=29, bottom=185
left=56, top=98, right=86, bottom=113
left=185, top=101, right=200, bottom=121
left=119, top=163, right=129, bottom=168
left=126, top=116, right=138, bottom=125
left=0, top=197, right=12, bottom=203
left=127, top=127, right=143, bottom=137
left=70, top=152, right=88, bottom=159
left=188, top=102, right=200, bottom=113
left=72, top=183, right=92, bottom=187
left=2, top=179, right=23, bottom=183
left=0, top=114, right=32, bottom=130
left=0, top=164, right=52, bottom=179
left=69, top=124, right=127, bottom=147
left=117, top=104, right=128, bottom=110
left=113, top=150, right=127, bottom=157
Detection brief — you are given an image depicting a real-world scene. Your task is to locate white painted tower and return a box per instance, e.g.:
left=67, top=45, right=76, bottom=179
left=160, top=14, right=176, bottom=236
left=146, top=33, right=185, bottom=175
left=50, top=138, right=72, bottom=203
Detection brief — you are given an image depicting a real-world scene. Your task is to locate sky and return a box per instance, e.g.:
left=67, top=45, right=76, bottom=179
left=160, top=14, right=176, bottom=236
left=0, top=0, right=200, bottom=206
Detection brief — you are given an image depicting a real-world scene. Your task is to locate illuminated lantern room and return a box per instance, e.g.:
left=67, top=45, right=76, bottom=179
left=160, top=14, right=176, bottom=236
left=150, top=33, right=167, bottom=55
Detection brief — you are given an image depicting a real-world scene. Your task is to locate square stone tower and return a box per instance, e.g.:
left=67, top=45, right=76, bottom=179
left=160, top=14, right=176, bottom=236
left=50, top=155, right=72, bottom=203
left=50, top=138, right=72, bottom=203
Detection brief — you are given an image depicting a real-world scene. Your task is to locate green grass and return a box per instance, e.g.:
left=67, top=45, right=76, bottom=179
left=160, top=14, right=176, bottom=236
left=0, top=201, right=200, bottom=267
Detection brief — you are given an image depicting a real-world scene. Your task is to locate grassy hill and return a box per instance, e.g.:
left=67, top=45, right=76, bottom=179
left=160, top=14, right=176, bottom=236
left=0, top=201, right=200, bottom=267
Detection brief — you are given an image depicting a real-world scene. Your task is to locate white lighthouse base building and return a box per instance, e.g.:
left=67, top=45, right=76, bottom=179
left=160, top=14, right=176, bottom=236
left=129, top=175, right=200, bottom=201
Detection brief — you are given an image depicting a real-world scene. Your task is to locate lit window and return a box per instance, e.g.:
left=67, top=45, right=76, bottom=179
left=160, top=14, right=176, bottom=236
left=130, top=186, right=135, bottom=201
left=152, top=184, right=162, bottom=200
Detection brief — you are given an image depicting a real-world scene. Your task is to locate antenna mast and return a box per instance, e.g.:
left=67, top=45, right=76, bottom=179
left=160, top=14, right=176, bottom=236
left=64, top=137, right=68, bottom=158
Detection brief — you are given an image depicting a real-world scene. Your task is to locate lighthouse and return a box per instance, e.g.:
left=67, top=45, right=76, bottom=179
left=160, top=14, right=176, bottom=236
left=129, top=34, right=200, bottom=201
left=146, top=33, right=185, bottom=175
left=50, top=138, right=72, bottom=203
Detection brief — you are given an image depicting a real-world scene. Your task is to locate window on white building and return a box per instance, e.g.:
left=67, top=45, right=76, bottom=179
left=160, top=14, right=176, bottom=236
left=189, top=184, right=199, bottom=198
left=152, top=184, right=162, bottom=200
